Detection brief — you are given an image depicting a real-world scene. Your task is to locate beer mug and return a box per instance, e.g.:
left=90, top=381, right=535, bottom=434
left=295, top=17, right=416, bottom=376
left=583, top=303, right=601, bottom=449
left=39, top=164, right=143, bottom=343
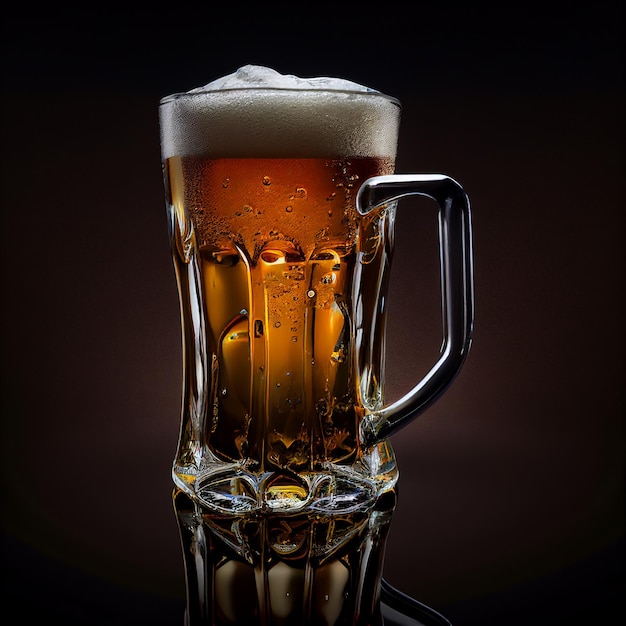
left=159, top=66, right=473, bottom=625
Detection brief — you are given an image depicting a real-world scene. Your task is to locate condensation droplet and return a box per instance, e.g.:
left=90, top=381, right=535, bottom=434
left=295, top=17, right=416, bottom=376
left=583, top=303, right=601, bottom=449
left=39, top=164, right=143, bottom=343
left=222, top=178, right=229, bottom=188
left=295, top=187, right=307, bottom=198
left=262, top=176, right=271, bottom=186
left=307, top=289, right=316, bottom=298
left=274, top=321, right=281, bottom=328
left=291, top=336, right=298, bottom=342
left=221, top=388, right=228, bottom=396
left=285, top=205, right=293, bottom=213
left=276, top=382, right=281, bottom=388
left=243, top=204, right=253, bottom=213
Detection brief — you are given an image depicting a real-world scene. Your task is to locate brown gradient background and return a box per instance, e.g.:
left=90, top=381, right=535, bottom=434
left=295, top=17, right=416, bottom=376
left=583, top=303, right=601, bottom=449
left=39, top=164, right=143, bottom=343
left=1, top=3, right=624, bottom=625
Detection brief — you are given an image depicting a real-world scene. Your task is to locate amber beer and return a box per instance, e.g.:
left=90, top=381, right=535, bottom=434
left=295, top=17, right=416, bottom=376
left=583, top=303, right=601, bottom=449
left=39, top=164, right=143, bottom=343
left=165, top=156, right=392, bottom=458
left=161, top=73, right=402, bottom=513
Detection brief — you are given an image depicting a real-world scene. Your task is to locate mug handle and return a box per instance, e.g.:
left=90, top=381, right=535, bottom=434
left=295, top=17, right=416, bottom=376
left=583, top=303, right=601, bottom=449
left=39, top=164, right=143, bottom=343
left=357, top=174, right=474, bottom=445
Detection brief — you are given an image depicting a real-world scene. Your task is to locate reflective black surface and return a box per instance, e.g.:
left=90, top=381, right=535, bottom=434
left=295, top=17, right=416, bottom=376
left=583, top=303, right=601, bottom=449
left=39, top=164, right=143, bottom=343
left=2, top=529, right=624, bottom=625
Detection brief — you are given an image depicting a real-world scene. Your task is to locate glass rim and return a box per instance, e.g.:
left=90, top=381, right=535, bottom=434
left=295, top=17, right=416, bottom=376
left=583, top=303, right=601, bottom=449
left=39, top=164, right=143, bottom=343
left=159, top=87, right=401, bottom=107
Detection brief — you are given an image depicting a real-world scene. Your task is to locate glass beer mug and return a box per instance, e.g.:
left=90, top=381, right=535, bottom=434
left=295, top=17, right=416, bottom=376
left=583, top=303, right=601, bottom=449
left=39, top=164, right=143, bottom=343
left=159, top=66, right=473, bottom=626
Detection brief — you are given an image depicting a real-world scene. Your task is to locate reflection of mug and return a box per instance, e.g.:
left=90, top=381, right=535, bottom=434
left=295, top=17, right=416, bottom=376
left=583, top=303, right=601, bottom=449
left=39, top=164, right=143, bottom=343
left=174, top=487, right=398, bottom=625
left=159, top=66, right=473, bottom=516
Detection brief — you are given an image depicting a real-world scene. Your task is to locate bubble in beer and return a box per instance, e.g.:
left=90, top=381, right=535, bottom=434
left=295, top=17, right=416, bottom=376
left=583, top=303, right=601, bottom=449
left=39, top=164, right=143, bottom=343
left=346, top=174, right=359, bottom=188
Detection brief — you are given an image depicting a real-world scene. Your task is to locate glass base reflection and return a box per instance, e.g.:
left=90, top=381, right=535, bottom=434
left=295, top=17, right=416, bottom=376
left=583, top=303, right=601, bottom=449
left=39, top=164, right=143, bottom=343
left=174, top=488, right=451, bottom=626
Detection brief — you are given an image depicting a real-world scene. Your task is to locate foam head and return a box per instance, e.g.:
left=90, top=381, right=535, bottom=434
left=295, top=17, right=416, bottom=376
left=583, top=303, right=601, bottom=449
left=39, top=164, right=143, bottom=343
left=159, top=65, right=401, bottom=160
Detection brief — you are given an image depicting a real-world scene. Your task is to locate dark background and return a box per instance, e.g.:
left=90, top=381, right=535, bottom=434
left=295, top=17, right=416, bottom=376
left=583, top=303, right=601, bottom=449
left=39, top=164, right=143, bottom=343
left=1, top=2, right=624, bottom=625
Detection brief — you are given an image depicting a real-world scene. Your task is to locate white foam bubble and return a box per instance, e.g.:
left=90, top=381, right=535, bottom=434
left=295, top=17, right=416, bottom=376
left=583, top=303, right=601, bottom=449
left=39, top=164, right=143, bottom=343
left=188, top=64, right=380, bottom=94
left=159, top=65, right=400, bottom=160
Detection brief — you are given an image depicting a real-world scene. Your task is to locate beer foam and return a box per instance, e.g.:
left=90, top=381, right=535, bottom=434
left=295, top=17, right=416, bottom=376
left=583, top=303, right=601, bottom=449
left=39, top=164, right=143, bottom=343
left=189, top=64, right=381, bottom=94
left=159, top=65, right=400, bottom=159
